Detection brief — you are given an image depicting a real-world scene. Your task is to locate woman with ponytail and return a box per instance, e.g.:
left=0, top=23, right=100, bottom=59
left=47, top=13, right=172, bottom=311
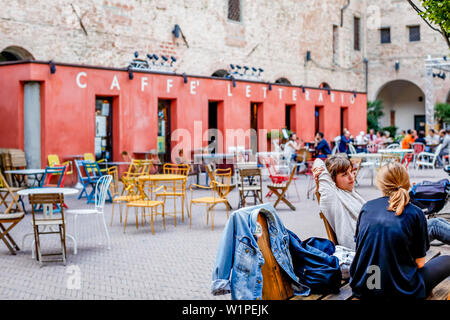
left=349, top=162, right=450, bottom=299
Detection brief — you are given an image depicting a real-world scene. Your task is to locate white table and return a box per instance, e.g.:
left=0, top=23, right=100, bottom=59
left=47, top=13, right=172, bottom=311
left=5, top=169, right=46, bottom=187
left=378, top=149, right=414, bottom=154
left=18, top=187, right=79, bottom=256
left=17, top=187, right=79, bottom=196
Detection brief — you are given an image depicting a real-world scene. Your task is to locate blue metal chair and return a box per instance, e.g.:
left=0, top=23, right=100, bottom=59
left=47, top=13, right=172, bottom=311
left=74, top=160, right=91, bottom=200
left=81, top=161, right=112, bottom=204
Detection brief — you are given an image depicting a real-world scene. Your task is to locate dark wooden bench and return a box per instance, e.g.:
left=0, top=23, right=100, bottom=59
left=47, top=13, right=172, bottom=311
left=257, top=213, right=449, bottom=300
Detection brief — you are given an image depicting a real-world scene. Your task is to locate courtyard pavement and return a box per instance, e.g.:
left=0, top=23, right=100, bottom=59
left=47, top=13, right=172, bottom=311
left=0, top=167, right=449, bottom=299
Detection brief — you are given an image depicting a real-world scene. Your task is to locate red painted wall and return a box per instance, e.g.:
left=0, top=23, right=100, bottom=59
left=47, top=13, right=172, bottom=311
left=0, top=62, right=367, bottom=167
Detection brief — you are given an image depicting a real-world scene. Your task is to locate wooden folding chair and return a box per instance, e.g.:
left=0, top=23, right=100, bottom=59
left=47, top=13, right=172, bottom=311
left=0, top=171, right=24, bottom=214
left=29, top=193, right=67, bottom=266
left=237, top=167, right=263, bottom=207
left=315, top=181, right=339, bottom=245
left=266, top=166, right=297, bottom=210
left=0, top=171, right=24, bottom=255
left=350, top=158, right=362, bottom=185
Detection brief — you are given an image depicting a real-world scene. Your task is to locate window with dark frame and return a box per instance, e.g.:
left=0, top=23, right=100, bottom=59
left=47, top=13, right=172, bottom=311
left=380, top=27, right=391, bottom=44
left=409, top=25, right=420, bottom=42
left=354, top=17, right=360, bottom=51
left=228, top=0, right=241, bottom=22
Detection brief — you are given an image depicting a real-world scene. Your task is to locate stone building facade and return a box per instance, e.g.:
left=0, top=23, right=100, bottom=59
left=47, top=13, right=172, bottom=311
left=0, top=0, right=448, bottom=132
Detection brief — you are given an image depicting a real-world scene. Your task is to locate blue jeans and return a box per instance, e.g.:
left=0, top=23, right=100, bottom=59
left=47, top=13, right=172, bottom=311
left=428, top=217, right=450, bottom=245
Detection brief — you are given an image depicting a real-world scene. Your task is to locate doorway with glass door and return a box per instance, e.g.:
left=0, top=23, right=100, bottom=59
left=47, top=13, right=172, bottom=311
left=95, top=97, right=113, bottom=162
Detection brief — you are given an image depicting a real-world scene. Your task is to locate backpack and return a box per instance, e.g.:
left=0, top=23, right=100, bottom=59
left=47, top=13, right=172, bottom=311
left=409, top=178, right=449, bottom=215
left=287, top=230, right=342, bottom=294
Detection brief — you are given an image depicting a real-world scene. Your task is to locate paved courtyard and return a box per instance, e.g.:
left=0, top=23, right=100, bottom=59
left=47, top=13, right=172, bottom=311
left=1, top=167, right=449, bottom=299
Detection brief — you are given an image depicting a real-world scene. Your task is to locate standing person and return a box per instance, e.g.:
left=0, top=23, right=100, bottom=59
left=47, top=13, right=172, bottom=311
left=339, top=130, right=352, bottom=154
left=349, top=163, right=450, bottom=299
left=314, top=132, right=332, bottom=159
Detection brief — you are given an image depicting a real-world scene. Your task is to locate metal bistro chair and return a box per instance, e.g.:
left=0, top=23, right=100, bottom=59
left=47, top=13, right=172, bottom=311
left=125, top=178, right=165, bottom=234
left=67, top=175, right=113, bottom=250
left=29, top=193, right=67, bottom=266
left=155, top=163, right=190, bottom=226
left=189, top=180, right=230, bottom=231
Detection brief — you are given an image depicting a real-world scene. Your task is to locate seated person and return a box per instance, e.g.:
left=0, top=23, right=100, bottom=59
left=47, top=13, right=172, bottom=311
left=314, top=132, right=331, bottom=159
left=283, top=133, right=303, bottom=172
left=313, top=158, right=450, bottom=249
left=355, top=131, right=368, bottom=153
left=175, top=148, right=189, bottom=164
left=437, top=129, right=450, bottom=167
left=350, top=163, right=450, bottom=299
left=414, top=130, right=427, bottom=145
left=338, top=130, right=352, bottom=154
left=425, top=129, right=440, bottom=152
left=401, top=129, right=416, bottom=149
left=384, top=131, right=393, bottom=144
left=312, top=155, right=366, bottom=250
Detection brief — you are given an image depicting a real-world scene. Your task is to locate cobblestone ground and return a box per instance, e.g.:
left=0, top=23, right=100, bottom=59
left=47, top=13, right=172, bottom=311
left=0, top=168, right=448, bottom=299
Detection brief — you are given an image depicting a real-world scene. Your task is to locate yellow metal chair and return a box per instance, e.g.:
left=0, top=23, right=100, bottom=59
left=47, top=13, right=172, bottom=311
left=48, top=154, right=73, bottom=184
left=121, top=159, right=153, bottom=191
left=212, top=167, right=235, bottom=210
left=107, top=166, right=140, bottom=226
left=189, top=171, right=231, bottom=231
left=125, top=179, right=165, bottom=234
left=155, top=163, right=190, bottom=226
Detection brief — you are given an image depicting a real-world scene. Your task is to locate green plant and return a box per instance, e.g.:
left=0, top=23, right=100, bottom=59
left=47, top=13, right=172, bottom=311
left=407, top=0, right=450, bottom=48
left=367, top=100, right=385, bottom=132
left=435, top=103, right=450, bottom=125
left=382, top=126, right=398, bottom=138
left=266, top=128, right=292, bottom=140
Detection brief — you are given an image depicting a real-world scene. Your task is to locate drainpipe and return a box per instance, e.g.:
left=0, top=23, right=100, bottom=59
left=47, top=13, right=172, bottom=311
left=340, top=0, right=351, bottom=27
left=363, top=58, right=368, bottom=93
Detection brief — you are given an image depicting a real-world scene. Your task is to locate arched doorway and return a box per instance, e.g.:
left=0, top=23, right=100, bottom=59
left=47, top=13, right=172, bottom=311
left=375, top=80, right=425, bottom=133
left=211, top=69, right=228, bottom=78
left=275, top=77, right=291, bottom=84
left=0, top=46, right=34, bottom=61
left=319, top=82, right=331, bottom=89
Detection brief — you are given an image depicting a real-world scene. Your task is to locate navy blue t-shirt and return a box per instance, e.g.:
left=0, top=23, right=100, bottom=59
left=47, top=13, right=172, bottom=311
left=349, top=197, right=430, bottom=299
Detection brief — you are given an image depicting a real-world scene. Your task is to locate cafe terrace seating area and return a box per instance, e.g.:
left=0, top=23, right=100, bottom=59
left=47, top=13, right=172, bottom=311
left=0, top=144, right=448, bottom=299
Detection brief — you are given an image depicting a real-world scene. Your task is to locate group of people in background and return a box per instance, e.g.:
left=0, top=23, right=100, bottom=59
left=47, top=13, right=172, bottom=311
left=279, top=126, right=450, bottom=172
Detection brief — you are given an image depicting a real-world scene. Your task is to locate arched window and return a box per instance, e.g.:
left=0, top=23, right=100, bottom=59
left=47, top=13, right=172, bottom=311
left=319, top=82, right=331, bottom=89
left=211, top=69, right=229, bottom=78
left=275, top=77, right=291, bottom=85
left=0, top=46, right=34, bottom=61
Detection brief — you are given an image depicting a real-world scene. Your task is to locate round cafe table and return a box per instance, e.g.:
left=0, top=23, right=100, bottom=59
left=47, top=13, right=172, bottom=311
left=5, top=169, right=46, bottom=188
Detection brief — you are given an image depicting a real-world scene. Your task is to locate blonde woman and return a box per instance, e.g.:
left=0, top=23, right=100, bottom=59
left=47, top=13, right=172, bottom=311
left=349, top=162, right=450, bottom=299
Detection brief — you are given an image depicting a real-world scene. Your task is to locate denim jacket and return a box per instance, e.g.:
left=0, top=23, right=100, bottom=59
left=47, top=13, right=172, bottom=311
left=211, top=203, right=311, bottom=300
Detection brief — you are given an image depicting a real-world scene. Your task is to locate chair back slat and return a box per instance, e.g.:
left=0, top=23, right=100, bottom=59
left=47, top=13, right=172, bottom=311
left=29, top=193, right=65, bottom=224
left=41, top=166, right=67, bottom=187
left=95, top=175, right=112, bottom=211
left=107, top=166, right=120, bottom=196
